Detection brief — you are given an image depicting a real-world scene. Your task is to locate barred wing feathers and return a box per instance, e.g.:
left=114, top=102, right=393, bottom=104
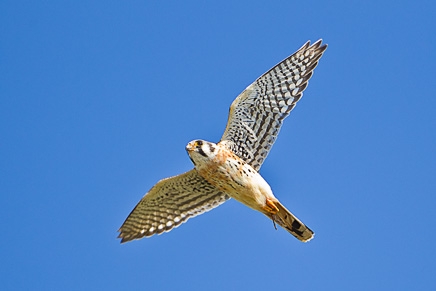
left=118, top=169, right=229, bottom=243
left=221, top=40, right=327, bottom=171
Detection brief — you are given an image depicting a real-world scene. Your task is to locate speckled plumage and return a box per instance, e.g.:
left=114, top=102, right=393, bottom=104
left=118, top=40, right=327, bottom=243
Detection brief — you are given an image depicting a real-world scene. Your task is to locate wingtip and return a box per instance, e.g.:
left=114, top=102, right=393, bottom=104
left=118, top=234, right=134, bottom=244
left=117, top=228, right=132, bottom=244
left=314, top=39, right=328, bottom=51
left=117, top=232, right=126, bottom=243
left=299, top=39, right=327, bottom=56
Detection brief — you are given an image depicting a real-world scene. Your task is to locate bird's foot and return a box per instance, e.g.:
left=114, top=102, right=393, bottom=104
left=263, top=198, right=279, bottom=214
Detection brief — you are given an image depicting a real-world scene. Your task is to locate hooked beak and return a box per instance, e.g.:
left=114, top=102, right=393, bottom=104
left=185, top=141, right=197, bottom=166
left=185, top=141, right=195, bottom=152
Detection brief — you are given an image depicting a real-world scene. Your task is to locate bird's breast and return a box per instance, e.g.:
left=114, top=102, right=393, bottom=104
left=196, top=148, right=273, bottom=211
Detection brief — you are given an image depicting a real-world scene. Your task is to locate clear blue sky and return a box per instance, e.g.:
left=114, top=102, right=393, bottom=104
left=1, top=1, right=435, bottom=290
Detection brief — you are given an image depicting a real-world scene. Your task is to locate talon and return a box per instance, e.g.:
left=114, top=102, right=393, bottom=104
left=263, top=198, right=279, bottom=214
left=271, top=215, right=278, bottom=230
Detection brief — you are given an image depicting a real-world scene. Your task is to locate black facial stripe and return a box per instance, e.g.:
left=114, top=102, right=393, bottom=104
left=198, top=147, right=208, bottom=157
left=188, top=156, right=196, bottom=166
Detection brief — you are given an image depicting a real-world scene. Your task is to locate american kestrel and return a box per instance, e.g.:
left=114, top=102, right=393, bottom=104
left=118, top=40, right=327, bottom=243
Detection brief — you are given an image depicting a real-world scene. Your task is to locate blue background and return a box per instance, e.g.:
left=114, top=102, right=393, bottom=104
left=1, top=1, right=435, bottom=290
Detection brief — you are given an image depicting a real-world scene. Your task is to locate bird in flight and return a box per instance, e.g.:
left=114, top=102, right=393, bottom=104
left=118, top=40, right=327, bottom=243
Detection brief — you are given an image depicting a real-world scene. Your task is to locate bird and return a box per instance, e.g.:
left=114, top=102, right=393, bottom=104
left=118, top=40, right=327, bottom=243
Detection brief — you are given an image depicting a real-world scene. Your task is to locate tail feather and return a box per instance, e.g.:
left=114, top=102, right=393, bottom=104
left=272, top=201, right=314, bottom=242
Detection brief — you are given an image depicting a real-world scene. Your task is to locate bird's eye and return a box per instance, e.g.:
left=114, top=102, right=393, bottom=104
left=196, top=140, right=203, bottom=147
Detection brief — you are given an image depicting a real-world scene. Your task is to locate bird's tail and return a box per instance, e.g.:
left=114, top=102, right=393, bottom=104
left=272, top=201, right=314, bottom=242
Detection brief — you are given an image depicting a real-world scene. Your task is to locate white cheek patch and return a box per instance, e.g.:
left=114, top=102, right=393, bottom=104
left=198, top=146, right=208, bottom=157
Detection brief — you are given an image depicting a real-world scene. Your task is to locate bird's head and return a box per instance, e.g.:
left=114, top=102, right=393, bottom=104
left=186, top=140, right=217, bottom=166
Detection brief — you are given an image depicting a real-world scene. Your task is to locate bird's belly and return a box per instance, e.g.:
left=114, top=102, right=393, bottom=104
left=197, top=161, right=272, bottom=212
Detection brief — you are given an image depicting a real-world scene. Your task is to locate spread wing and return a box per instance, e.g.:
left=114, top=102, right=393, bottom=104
left=118, top=169, right=229, bottom=243
left=220, top=40, right=327, bottom=171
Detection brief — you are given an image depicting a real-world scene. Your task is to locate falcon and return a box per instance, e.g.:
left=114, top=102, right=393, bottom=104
left=118, top=40, right=327, bottom=243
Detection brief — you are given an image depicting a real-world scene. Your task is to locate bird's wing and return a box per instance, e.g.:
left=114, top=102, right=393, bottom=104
left=118, top=169, right=229, bottom=243
left=220, top=40, right=327, bottom=171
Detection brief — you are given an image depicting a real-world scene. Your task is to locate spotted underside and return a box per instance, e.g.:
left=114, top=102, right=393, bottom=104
left=118, top=40, right=326, bottom=242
